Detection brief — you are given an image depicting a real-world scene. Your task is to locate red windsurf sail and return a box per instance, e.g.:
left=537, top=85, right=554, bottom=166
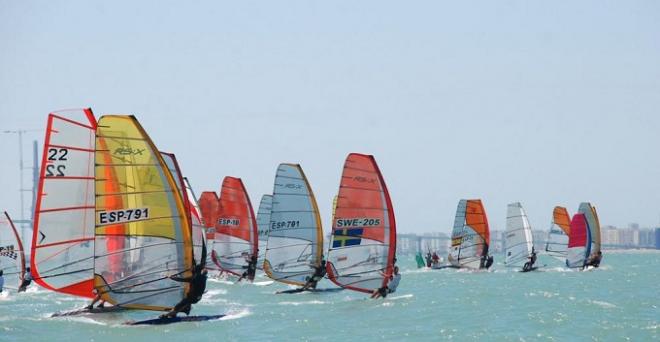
left=211, top=177, right=258, bottom=277
left=326, top=153, right=396, bottom=294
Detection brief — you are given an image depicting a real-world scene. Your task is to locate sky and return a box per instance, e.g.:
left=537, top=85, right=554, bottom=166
left=1, top=1, right=659, bottom=238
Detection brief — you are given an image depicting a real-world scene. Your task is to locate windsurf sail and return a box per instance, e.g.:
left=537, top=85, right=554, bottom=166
left=504, top=202, right=534, bottom=268
left=415, top=252, right=425, bottom=268
left=184, top=177, right=207, bottom=266
left=31, top=109, right=96, bottom=298
left=578, top=202, right=602, bottom=264
left=326, top=153, right=396, bottom=294
left=198, top=191, right=220, bottom=270
left=94, top=115, right=192, bottom=310
left=263, top=164, right=324, bottom=286
left=448, top=199, right=491, bottom=269
left=160, top=152, right=206, bottom=266
left=0, top=211, right=26, bottom=289
left=566, top=213, right=591, bottom=268
left=545, top=206, right=571, bottom=260
left=256, top=194, right=273, bottom=270
left=211, top=176, right=258, bottom=277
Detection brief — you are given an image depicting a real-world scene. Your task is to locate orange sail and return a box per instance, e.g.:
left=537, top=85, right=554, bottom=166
left=326, top=153, right=397, bottom=294
left=211, top=177, right=258, bottom=277
left=199, top=192, right=219, bottom=238
left=465, top=199, right=490, bottom=245
left=553, top=206, right=571, bottom=235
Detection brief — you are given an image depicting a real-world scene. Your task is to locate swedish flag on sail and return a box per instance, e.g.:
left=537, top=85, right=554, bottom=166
left=332, top=228, right=363, bottom=248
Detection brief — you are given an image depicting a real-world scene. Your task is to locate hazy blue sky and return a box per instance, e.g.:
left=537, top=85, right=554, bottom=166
left=1, top=1, right=659, bottom=236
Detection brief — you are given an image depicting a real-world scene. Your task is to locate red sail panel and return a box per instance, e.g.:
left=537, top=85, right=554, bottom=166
left=553, top=206, right=571, bottom=235
left=568, top=213, right=587, bottom=248
left=199, top=192, right=219, bottom=232
left=212, top=177, right=258, bottom=276
left=465, top=199, right=490, bottom=245
left=326, top=153, right=396, bottom=294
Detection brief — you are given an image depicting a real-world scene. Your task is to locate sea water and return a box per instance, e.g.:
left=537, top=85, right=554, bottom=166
left=1, top=251, right=658, bottom=341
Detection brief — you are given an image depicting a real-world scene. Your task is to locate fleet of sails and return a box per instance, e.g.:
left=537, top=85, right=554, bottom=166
left=0, top=108, right=608, bottom=319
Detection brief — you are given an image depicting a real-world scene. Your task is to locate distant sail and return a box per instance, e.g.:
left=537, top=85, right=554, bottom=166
left=160, top=152, right=206, bottom=265
left=0, top=211, right=26, bottom=289
left=184, top=177, right=207, bottom=266
left=212, top=177, right=258, bottom=277
left=31, top=109, right=97, bottom=298
left=198, top=191, right=220, bottom=270
left=504, top=203, right=534, bottom=268
left=545, top=206, right=571, bottom=260
left=566, top=213, right=591, bottom=268
left=326, top=153, right=396, bottom=294
left=448, top=199, right=491, bottom=269
left=94, top=115, right=192, bottom=310
left=263, top=164, right=324, bottom=286
left=578, top=202, right=601, bottom=262
left=256, top=194, right=273, bottom=270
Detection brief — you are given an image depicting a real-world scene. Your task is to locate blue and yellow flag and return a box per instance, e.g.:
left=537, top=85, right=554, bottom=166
left=332, top=228, right=363, bottom=248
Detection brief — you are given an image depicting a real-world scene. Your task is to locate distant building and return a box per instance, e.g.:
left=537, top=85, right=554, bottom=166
left=656, top=228, right=660, bottom=250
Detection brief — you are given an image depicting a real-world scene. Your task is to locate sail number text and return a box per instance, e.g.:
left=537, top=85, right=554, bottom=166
left=46, top=148, right=68, bottom=177
left=335, top=218, right=381, bottom=228
left=98, top=207, right=149, bottom=224
left=271, top=220, right=300, bottom=229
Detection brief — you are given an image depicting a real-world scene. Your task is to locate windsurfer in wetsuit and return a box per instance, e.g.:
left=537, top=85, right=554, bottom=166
left=523, top=248, right=537, bottom=272
left=18, top=267, right=33, bottom=292
left=237, top=254, right=257, bottom=282
left=85, top=288, right=107, bottom=309
left=161, top=264, right=208, bottom=318
left=431, top=252, right=440, bottom=267
left=588, top=251, right=602, bottom=268
left=301, top=259, right=327, bottom=291
left=425, top=252, right=432, bottom=267
left=0, top=270, right=4, bottom=293
left=371, top=266, right=401, bottom=299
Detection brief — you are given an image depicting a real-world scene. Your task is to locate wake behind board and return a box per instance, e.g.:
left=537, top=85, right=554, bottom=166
left=125, top=314, right=226, bottom=326
left=51, top=306, right=127, bottom=317
left=276, top=288, right=345, bottom=294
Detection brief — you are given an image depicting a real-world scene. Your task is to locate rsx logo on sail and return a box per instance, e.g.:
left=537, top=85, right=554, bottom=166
left=113, top=147, right=145, bottom=156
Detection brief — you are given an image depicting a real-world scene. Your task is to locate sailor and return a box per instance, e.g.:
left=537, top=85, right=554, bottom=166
left=370, top=266, right=401, bottom=299
left=18, top=267, right=33, bottom=292
left=238, top=254, right=257, bottom=282
left=301, top=259, right=327, bottom=291
left=484, top=255, right=494, bottom=269
left=86, top=288, right=106, bottom=310
left=425, top=252, right=432, bottom=267
left=0, top=270, right=4, bottom=293
left=431, top=252, right=440, bottom=266
left=589, top=251, right=603, bottom=267
left=523, top=248, right=537, bottom=272
left=161, top=265, right=208, bottom=318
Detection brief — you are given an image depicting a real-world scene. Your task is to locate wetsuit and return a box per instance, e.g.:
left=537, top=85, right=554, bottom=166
left=18, top=270, right=33, bottom=292
left=303, top=262, right=326, bottom=290
left=167, top=269, right=208, bottom=317
left=0, top=272, right=4, bottom=293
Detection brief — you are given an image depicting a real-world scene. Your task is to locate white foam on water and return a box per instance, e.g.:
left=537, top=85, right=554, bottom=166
left=252, top=280, right=273, bottom=286
left=386, top=294, right=413, bottom=300
left=208, top=278, right=235, bottom=285
left=219, top=308, right=251, bottom=321
left=590, top=300, right=617, bottom=309
left=278, top=300, right=326, bottom=306
left=64, top=316, right=108, bottom=326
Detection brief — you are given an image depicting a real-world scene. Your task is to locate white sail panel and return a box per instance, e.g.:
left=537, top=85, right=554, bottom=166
left=256, top=194, right=272, bottom=270
left=31, top=109, right=96, bottom=298
left=504, top=202, right=534, bottom=266
left=264, top=164, right=323, bottom=286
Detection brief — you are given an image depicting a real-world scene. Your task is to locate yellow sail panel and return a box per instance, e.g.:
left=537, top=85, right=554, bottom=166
left=94, top=115, right=192, bottom=311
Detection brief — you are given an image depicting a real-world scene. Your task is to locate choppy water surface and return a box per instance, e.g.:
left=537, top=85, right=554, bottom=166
left=1, top=251, right=658, bottom=341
